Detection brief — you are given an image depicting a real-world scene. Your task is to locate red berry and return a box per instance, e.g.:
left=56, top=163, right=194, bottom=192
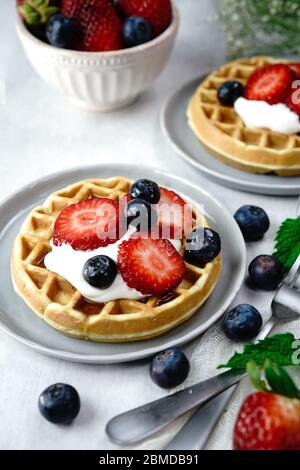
left=286, top=85, right=300, bottom=117
left=62, top=0, right=122, bottom=51
left=120, top=0, right=172, bottom=36
left=157, top=187, right=193, bottom=239
left=234, top=391, right=300, bottom=450
left=118, top=237, right=185, bottom=296
left=244, top=64, right=294, bottom=104
left=289, top=63, right=300, bottom=78
left=53, top=197, right=119, bottom=251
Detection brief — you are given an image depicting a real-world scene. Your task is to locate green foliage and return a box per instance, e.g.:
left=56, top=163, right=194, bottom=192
left=217, top=0, right=300, bottom=59
left=273, top=217, right=300, bottom=271
left=219, top=333, right=297, bottom=369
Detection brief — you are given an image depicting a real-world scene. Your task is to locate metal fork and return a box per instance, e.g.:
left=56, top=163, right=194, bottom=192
left=106, top=253, right=300, bottom=447
left=165, top=252, right=300, bottom=450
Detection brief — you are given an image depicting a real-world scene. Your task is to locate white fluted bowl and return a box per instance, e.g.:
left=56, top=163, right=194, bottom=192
left=17, top=7, right=179, bottom=111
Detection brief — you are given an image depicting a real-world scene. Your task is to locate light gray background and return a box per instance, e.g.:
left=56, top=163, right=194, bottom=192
left=0, top=0, right=298, bottom=449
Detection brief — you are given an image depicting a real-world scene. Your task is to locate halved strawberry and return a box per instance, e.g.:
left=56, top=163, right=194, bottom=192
left=53, top=197, right=119, bottom=251
left=288, top=63, right=300, bottom=78
left=118, top=238, right=186, bottom=296
left=286, top=85, right=300, bottom=117
left=157, top=187, right=193, bottom=239
left=244, top=64, right=294, bottom=104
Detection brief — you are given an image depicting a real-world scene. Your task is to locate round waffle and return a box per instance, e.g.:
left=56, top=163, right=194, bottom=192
left=11, top=177, right=221, bottom=343
left=187, top=56, right=300, bottom=176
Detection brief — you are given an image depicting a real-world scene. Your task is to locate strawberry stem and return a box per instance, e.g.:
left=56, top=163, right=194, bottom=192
left=247, top=360, right=267, bottom=391
left=18, top=0, right=60, bottom=25
left=247, top=359, right=300, bottom=399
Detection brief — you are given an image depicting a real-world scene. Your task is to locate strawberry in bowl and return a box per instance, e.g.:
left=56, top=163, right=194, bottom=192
left=16, top=0, right=179, bottom=111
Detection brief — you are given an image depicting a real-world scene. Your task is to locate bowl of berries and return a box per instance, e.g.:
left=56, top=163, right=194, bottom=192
left=16, top=0, right=179, bottom=111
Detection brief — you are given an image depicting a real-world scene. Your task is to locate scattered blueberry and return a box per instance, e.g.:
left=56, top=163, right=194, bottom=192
left=130, top=179, right=160, bottom=204
left=248, top=255, right=285, bottom=290
left=38, top=383, right=80, bottom=424
left=46, top=14, right=82, bottom=49
left=223, top=304, right=263, bottom=342
left=234, top=205, right=270, bottom=241
left=123, top=16, right=152, bottom=47
left=126, top=198, right=157, bottom=231
left=184, top=227, right=221, bottom=268
left=217, top=81, right=244, bottom=106
left=83, top=256, right=117, bottom=289
left=150, top=349, right=190, bottom=389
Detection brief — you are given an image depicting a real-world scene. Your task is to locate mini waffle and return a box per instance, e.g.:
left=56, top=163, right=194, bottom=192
left=187, top=56, right=300, bottom=176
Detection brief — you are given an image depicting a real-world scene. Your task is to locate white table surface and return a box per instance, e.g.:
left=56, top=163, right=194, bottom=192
left=0, top=0, right=298, bottom=450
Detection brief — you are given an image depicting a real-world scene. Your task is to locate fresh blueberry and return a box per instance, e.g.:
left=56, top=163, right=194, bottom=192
left=83, top=256, right=117, bottom=289
left=150, top=349, right=190, bottom=389
left=123, top=16, right=152, bottom=47
left=234, top=205, right=270, bottom=241
left=130, top=179, right=160, bottom=204
left=223, top=304, right=263, bottom=342
left=217, top=81, right=244, bottom=106
left=46, top=14, right=82, bottom=49
left=125, top=198, right=157, bottom=231
left=248, top=255, right=285, bottom=290
left=38, top=383, right=80, bottom=424
left=184, top=227, right=221, bottom=268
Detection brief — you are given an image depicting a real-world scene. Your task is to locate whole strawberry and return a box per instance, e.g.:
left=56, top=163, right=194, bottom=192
left=234, top=361, right=300, bottom=450
left=119, top=0, right=172, bottom=36
left=17, top=0, right=60, bottom=25
left=62, top=0, right=122, bottom=51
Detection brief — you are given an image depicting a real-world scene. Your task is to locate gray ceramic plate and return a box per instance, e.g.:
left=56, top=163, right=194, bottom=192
left=0, top=164, right=246, bottom=364
left=161, top=77, right=300, bottom=196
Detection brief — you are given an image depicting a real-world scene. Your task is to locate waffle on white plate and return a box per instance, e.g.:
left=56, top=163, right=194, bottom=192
left=11, top=177, right=222, bottom=342
left=187, top=56, right=300, bottom=176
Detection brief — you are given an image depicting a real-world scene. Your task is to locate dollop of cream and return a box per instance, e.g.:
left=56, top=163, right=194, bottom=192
left=234, top=97, right=300, bottom=135
left=44, top=229, right=182, bottom=304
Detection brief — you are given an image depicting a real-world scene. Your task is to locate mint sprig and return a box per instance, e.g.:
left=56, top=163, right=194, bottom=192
left=218, top=333, right=297, bottom=370
left=273, top=216, right=300, bottom=271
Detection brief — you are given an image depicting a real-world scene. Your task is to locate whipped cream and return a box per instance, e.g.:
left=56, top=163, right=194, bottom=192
left=44, top=229, right=182, bottom=304
left=234, top=97, right=300, bottom=135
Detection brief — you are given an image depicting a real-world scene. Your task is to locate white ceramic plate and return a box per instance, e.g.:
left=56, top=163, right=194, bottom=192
left=161, top=77, right=300, bottom=196
left=0, top=164, right=246, bottom=364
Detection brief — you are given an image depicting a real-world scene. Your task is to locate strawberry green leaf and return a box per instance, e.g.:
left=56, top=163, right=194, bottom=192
left=247, top=360, right=267, bottom=391
left=218, top=333, right=296, bottom=370
left=18, top=0, right=60, bottom=25
left=264, top=360, right=300, bottom=399
left=273, top=216, right=300, bottom=271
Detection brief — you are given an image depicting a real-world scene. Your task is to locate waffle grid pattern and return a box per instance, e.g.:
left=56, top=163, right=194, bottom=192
left=11, top=177, right=221, bottom=342
left=188, top=56, right=300, bottom=175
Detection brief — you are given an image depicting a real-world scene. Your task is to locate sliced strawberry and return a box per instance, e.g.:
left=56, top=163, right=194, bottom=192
left=286, top=86, right=300, bottom=117
left=157, top=187, right=193, bottom=239
left=288, top=63, right=300, bottom=78
left=244, top=64, right=294, bottom=104
left=53, top=197, right=119, bottom=251
left=118, top=238, right=186, bottom=296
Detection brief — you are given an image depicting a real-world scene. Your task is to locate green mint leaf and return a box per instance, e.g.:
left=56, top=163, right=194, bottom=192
left=264, top=360, right=300, bottom=399
left=273, top=217, right=300, bottom=271
left=218, top=333, right=296, bottom=370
